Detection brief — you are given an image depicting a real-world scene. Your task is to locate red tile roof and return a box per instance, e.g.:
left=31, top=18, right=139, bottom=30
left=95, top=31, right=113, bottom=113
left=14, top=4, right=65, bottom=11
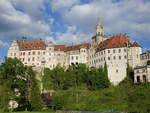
left=65, top=43, right=90, bottom=52
left=17, top=40, right=46, bottom=50
left=96, top=34, right=140, bottom=51
left=17, top=40, right=90, bottom=51
left=54, top=45, right=67, bottom=51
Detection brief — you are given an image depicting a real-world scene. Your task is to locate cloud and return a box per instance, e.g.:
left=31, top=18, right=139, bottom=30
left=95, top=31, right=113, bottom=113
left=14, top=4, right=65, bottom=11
left=49, top=0, right=79, bottom=12
left=0, top=40, right=9, bottom=48
left=59, top=0, right=150, bottom=41
left=55, top=25, right=91, bottom=45
left=0, top=0, right=51, bottom=41
left=0, top=0, right=150, bottom=46
left=10, top=0, right=45, bottom=20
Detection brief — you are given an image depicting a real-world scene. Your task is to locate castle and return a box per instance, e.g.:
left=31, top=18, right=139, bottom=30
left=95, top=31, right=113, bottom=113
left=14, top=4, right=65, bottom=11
left=8, top=23, right=142, bottom=85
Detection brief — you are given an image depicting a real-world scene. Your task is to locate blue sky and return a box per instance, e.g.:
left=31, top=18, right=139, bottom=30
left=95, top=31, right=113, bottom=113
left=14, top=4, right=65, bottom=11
left=0, top=0, right=150, bottom=62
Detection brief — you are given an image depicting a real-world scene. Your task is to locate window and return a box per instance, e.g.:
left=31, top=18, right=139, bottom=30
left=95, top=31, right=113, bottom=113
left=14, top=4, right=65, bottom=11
left=118, top=49, right=121, bottom=53
left=116, top=69, right=118, bottom=73
left=137, top=76, right=140, bottom=83
left=14, top=53, right=16, bottom=56
left=43, top=52, right=45, bottom=55
left=113, top=49, right=115, bottom=53
left=113, top=56, right=116, bottom=60
left=143, top=75, right=147, bottom=82
left=108, top=57, right=110, bottom=60
left=22, top=58, right=25, bottom=61
left=71, top=56, right=73, bottom=60
left=119, top=56, right=121, bottom=60
left=38, top=51, right=40, bottom=55
left=124, top=49, right=126, bottom=52
left=76, top=56, right=78, bottom=60
left=32, top=57, right=35, bottom=61
left=23, top=52, right=25, bottom=56
left=28, top=52, right=31, bottom=55
left=28, top=58, right=30, bottom=62
left=108, top=50, right=110, bottom=53
left=124, top=55, right=127, bottom=59
left=33, top=51, right=35, bottom=55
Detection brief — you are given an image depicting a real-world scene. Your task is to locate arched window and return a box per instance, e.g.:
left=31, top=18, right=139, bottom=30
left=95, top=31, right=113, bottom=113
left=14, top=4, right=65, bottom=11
left=137, top=76, right=140, bottom=83
left=143, top=75, right=147, bottom=82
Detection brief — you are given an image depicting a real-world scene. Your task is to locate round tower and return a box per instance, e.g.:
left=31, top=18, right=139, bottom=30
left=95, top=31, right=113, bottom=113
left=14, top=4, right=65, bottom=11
left=95, top=22, right=104, bottom=43
left=96, top=23, right=104, bottom=36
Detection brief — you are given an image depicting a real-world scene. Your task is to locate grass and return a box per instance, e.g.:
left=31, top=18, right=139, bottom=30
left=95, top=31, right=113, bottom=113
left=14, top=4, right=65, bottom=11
left=52, top=83, right=150, bottom=113
left=0, top=111, right=54, bottom=113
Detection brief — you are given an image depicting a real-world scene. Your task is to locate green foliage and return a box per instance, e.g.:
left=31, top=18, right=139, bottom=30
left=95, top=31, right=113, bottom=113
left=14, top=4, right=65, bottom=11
left=127, top=65, right=134, bottom=81
left=120, top=65, right=134, bottom=86
left=147, top=60, right=150, bottom=65
left=0, top=58, right=27, bottom=111
left=48, top=83, right=150, bottom=113
left=27, top=67, right=44, bottom=111
left=0, top=58, right=43, bottom=111
left=42, top=63, right=110, bottom=91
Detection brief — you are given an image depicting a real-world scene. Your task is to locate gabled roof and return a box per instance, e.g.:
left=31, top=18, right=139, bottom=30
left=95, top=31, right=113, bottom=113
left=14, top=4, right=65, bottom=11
left=96, top=34, right=140, bottom=51
left=17, top=40, right=46, bottom=51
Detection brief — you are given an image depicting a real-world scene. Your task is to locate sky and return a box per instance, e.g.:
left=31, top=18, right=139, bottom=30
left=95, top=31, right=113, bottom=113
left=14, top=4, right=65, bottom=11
left=0, top=0, right=150, bottom=62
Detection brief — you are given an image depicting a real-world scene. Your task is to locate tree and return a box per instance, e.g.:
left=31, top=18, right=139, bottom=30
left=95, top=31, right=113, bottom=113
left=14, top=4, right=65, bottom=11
left=0, top=58, right=43, bottom=111
left=99, top=62, right=110, bottom=88
left=0, top=58, right=27, bottom=111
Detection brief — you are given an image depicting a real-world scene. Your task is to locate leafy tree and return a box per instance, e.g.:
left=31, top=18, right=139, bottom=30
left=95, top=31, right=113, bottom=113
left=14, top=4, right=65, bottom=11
left=0, top=58, right=43, bottom=111
left=42, top=68, right=54, bottom=90
left=0, top=58, right=28, bottom=111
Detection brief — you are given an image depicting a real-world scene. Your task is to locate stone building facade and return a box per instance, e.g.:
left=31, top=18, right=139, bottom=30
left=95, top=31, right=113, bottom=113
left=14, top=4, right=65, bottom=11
left=134, top=65, right=150, bottom=83
left=8, top=24, right=142, bottom=85
left=133, top=51, right=150, bottom=83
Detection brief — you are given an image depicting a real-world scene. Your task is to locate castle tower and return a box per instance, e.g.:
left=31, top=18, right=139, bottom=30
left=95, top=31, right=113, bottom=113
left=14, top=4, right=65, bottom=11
left=95, top=22, right=104, bottom=43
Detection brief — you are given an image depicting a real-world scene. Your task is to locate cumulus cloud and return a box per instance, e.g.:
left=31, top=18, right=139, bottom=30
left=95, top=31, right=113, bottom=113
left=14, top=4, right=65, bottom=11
left=56, top=0, right=150, bottom=41
left=49, top=0, right=79, bottom=12
left=55, top=25, right=91, bottom=45
left=0, top=0, right=51, bottom=41
left=9, top=0, right=46, bottom=20
left=0, top=0, right=150, bottom=45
